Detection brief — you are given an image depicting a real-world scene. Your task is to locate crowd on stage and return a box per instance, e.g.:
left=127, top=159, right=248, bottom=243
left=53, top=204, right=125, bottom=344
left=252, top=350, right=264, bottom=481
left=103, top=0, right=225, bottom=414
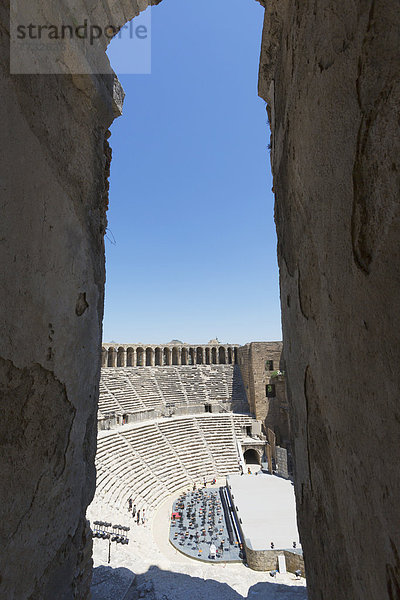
left=169, top=482, right=243, bottom=561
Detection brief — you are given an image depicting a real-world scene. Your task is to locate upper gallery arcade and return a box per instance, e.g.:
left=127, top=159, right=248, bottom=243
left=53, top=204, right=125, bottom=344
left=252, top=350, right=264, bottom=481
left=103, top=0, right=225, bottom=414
left=102, top=341, right=239, bottom=367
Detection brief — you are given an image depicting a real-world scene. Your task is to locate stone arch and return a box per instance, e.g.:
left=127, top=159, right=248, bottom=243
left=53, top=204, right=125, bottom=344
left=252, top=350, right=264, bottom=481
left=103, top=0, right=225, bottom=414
left=126, top=347, right=135, bottom=367
left=244, top=448, right=261, bottom=465
left=155, top=347, right=162, bottom=366
left=101, top=347, right=107, bottom=367
left=181, top=347, right=188, bottom=365
left=136, top=347, right=144, bottom=367
left=117, top=346, right=125, bottom=367
left=163, top=347, right=171, bottom=366
left=205, top=347, right=211, bottom=365
left=172, top=347, right=179, bottom=365
left=107, top=347, right=117, bottom=367
left=145, top=347, right=153, bottom=366
left=196, top=346, right=203, bottom=365
left=211, top=347, right=217, bottom=365
left=219, top=346, right=226, bottom=364
left=228, top=347, right=233, bottom=364
left=188, top=347, right=195, bottom=365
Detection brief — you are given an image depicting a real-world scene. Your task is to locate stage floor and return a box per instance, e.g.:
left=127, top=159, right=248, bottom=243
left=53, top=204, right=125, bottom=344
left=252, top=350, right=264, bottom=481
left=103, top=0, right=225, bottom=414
left=169, top=487, right=242, bottom=563
left=227, top=472, right=301, bottom=551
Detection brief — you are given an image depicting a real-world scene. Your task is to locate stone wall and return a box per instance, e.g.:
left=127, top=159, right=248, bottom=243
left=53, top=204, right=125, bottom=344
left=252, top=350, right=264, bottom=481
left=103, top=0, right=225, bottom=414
left=283, top=550, right=305, bottom=577
left=244, top=546, right=304, bottom=575
left=237, top=342, right=283, bottom=425
left=245, top=547, right=279, bottom=572
left=275, top=446, right=289, bottom=479
left=0, top=1, right=157, bottom=596
left=259, top=1, right=400, bottom=599
left=267, top=375, right=290, bottom=446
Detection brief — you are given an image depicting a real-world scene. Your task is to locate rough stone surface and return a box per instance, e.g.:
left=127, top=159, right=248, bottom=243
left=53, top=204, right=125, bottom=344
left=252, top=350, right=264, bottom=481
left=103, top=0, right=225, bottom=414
left=259, top=1, right=400, bottom=599
left=91, top=566, right=136, bottom=600
left=237, top=342, right=283, bottom=423
left=245, top=548, right=304, bottom=575
left=268, top=375, right=290, bottom=446
left=0, top=0, right=159, bottom=595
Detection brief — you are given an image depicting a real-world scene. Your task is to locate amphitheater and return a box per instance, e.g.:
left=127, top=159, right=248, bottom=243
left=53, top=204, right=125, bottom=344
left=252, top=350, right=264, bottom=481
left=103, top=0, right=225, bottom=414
left=89, top=342, right=306, bottom=599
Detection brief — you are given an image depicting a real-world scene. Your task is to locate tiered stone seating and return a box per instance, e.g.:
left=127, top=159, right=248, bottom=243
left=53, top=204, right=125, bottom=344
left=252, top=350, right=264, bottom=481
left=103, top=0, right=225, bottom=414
left=98, top=379, right=124, bottom=414
left=124, top=370, right=164, bottom=411
left=204, top=367, right=229, bottom=401
left=120, top=423, right=189, bottom=495
left=95, top=429, right=168, bottom=511
left=94, top=413, right=257, bottom=512
left=177, top=367, right=208, bottom=403
left=101, top=370, right=146, bottom=413
left=98, top=365, right=249, bottom=417
left=157, top=418, right=215, bottom=478
left=152, top=368, right=187, bottom=404
left=231, top=365, right=249, bottom=409
left=196, top=415, right=240, bottom=473
left=232, top=414, right=257, bottom=439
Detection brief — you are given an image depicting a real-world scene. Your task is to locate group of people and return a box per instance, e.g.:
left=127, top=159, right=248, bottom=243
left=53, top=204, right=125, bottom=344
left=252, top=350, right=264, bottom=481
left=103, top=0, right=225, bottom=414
left=128, top=497, right=147, bottom=526
left=238, top=459, right=260, bottom=476
left=170, top=488, right=239, bottom=560
left=200, top=477, right=217, bottom=488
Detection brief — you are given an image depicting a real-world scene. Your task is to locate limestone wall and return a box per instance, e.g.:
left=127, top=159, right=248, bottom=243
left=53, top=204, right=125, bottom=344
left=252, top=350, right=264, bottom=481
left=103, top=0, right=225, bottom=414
left=267, top=376, right=290, bottom=446
left=244, top=546, right=304, bottom=575
left=0, top=1, right=157, bottom=596
left=259, top=1, right=400, bottom=598
left=237, top=342, right=283, bottom=424
left=245, top=547, right=279, bottom=572
left=283, top=551, right=305, bottom=578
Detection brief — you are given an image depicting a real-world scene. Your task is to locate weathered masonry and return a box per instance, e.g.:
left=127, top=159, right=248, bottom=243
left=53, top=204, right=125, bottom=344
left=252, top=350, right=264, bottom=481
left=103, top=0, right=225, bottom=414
left=258, top=1, right=400, bottom=599
left=102, top=343, right=239, bottom=367
left=237, top=342, right=283, bottom=422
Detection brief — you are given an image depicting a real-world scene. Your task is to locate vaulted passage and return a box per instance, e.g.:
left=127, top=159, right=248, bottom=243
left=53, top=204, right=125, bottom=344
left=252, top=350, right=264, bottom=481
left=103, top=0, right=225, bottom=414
left=244, top=449, right=260, bottom=465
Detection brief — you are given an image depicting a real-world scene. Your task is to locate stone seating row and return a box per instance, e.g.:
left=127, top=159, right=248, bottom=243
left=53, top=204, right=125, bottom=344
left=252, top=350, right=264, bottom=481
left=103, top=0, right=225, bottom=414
left=233, top=414, right=257, bottom=438
left=99, top=365, right=248, bottom=416
left=94, top=413, right=256, bottom=514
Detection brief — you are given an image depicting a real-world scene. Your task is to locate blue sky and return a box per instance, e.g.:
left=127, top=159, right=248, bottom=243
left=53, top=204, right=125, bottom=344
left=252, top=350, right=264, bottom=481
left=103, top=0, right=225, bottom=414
left=103, top=0, right=281, bottom=345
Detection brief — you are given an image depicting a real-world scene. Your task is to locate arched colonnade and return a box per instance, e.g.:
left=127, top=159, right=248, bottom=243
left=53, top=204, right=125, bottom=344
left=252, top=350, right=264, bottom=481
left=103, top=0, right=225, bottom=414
left=102, top=344, right=239, bottom=368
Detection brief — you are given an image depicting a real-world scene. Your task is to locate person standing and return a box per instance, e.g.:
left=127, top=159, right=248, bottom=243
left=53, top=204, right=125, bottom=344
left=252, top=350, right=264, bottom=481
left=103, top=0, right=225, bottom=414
left=136, top=508, right=141, bottom=525
left=141, top=508, right=146, bottom=526
left=132, top=504, right=136, bottom=519
left=128, top=497, right=132, bottom=511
